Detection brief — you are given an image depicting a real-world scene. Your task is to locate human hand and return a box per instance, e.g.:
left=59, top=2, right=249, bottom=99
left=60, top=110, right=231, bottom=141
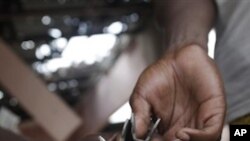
left=130, top=45, right=226, bottom=141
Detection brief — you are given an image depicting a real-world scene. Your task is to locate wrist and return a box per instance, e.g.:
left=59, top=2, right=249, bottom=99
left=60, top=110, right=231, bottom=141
left=162, top=44, right=208, bottom=63
left=164, top=25, right=208, bottom=54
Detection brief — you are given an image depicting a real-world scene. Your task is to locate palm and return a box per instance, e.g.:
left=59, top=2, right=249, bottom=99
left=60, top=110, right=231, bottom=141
left=130, top=45, right=225, bottom=141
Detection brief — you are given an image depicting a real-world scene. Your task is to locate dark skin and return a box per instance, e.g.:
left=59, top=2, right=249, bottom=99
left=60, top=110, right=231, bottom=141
left=130, top=45, right=225, bottom=141
left=0, top=0, right=226, bottom=141
left=130, top=0, right=226, bottom=141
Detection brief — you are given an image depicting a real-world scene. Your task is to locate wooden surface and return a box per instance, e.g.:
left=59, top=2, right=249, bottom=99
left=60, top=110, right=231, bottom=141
left=0, top=40, right=82, bottom=141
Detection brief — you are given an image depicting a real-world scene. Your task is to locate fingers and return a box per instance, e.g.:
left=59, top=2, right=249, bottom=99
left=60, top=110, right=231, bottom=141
left=176, top=127, right=219, bottom=141
left=129, top=92, right=151, bottom=139
left=162, top=108, right=224, bottom=141
left=175, top=115, right=224, bottom=141
left=151, top=134, right=164, bottom=141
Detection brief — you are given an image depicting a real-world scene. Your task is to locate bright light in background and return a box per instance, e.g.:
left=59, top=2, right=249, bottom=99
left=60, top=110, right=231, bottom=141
left=21, top=40, right=35, bottom=50
left=33, top=58, right=72, bottom=74
left=41, top=15, right=51, bottom=25
left=0, top=91, right=4, bottom=100
left=51, top=37, right=68, bottom=51
left=109, top=102, right=131, bottom=124
left=208, top=29, right=216, bottom=59
left=62, top=36, right=88, bottom=63
left=32, top=62, right=44, bottom=73
left=48, top=28, right=62, bottom=38
left=33, top=34, right=117, bottom=74
left=45, top=58, right=72, bottom=72
left=62, top=33, right=117, bottom=65
left=35, top=44, right=51, bottom=59
left=106, top=21, right=127, bottom=34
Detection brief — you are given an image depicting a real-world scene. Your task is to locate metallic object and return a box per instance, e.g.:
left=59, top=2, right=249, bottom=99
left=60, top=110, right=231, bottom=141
left=123, top=114, right=161, bottom=141
left=99, top=136, right=106, bottom=141
left=100, top=114, right=161, bottom=141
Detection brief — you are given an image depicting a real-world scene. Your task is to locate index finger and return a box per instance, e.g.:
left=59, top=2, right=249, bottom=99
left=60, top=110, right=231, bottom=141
left=129, top=92, right=151, bottom=139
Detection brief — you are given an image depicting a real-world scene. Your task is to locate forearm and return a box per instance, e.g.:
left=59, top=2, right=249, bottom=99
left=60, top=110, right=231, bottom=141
left=154, top=0, right=216, bottom=51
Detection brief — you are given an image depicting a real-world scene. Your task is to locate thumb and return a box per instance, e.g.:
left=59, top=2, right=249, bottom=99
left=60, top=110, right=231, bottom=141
left=129, top=93, right=151, bottom=139
left=176, top=127, right=221, bottom=141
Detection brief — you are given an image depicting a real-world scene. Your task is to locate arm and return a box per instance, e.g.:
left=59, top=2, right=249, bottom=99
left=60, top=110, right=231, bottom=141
left=130, top=0, right=226, bottom=141
left=155, top=0, right=216, bottom=51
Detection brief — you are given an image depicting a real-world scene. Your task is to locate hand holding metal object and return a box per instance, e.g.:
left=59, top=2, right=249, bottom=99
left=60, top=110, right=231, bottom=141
left=122, top=114, right=161, bottom=141
left=99, top=114, right=161, bottom=141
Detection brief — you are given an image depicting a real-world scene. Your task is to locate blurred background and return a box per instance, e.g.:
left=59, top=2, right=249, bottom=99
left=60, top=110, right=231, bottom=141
left=0, top=0, right=216, bottom=141
left=0, top=0, right=163, bottom=140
